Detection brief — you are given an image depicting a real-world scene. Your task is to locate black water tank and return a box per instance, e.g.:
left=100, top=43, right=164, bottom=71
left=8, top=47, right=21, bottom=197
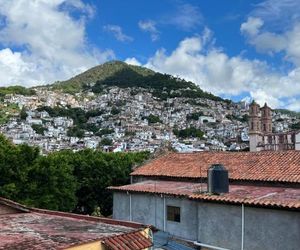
left=207, top=164, right=229, bottom=194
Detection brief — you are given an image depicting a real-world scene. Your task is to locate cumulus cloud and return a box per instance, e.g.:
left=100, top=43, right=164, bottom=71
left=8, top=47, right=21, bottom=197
left=104, top=24, right=133, bottom=42
left=138, top=20, right=159, bottom=41
left=125, top=57, right=141, bottom=66
left=240, top=17, right=264, bottom=36
left=241, top=17, right=300, bottom=65
left=250, top=0, right=300, bottom=30
left=143, top=29, right=300, bottom=110
left=0, top=0, right=114, bottom=87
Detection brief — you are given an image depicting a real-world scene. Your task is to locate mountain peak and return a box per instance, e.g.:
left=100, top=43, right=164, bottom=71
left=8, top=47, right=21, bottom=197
left=51, top=61, right=223, bottom=102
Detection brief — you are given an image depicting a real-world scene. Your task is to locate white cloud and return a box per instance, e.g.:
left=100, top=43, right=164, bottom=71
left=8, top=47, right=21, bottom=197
left=241, top=17, right=300, bottom=65
left=0, top=0, right=114, bottom=87
left=104, top=24, right=133, bottom=42
left=144, top=30, right=300, bottom=110
left=250, top=0, right=300, bottom=29
left=138, top=20, right=159, bottom=41
left=125, top=57, right=141, bottom=66
left=163, top=3, right=203, bottom=31
left=240, top=17, right=264, bottom=36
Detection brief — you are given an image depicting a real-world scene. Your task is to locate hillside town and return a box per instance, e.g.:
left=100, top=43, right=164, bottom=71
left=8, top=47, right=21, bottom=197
left=1, top=86, right=299, bottom=154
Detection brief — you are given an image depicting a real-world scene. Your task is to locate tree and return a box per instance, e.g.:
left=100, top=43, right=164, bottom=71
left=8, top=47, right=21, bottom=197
left=20, top=107, right=28, bottom=120
left=290, top=122, right=300, bottom=130
left=24, top=152, right=77, bottom=212
left=143, top=114, right=162, bottom=124
left=111, top=106, right=120, bottom=115
left=100, top=138, right=113, bottom=146
left=32, top=124, right=46, bottom=135
left=0, top=135, right=39, bottom=201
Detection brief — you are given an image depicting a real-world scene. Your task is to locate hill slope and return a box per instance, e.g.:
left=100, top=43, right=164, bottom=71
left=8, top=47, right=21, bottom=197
left=52, top=61, right=223, bottom=101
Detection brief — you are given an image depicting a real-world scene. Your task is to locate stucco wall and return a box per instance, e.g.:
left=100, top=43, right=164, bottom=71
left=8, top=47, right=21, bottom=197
left=113, top=192, right=198, bottom=240
left=244, top=207, right=300, bottom=250
left=197, top=202, right=242, bottom=250
left=113, top=192, right=300, bottom=250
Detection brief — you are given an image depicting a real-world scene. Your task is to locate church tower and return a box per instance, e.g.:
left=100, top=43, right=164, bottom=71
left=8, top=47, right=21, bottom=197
left=260, top=103, right=272, bottom=134
left=249, top=100, right=262, bottom=152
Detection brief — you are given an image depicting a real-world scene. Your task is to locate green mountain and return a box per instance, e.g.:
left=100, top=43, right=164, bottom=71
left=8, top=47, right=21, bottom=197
left=52, top=61, right=223, bottom=101
left=0, top=86, right=36, bottom=97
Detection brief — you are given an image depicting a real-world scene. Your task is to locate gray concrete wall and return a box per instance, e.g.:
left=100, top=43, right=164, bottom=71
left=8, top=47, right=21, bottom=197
left=244, top=207, right=300, bottom=250
left=113, top=192, right=198, bottom=240
left=197, top=202, right=242, bottom=250
left=113, top=192, right=300, bottom=250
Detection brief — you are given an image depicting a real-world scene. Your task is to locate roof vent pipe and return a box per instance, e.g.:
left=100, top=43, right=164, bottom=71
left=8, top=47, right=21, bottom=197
left=207, top=164, right=229, bottom=194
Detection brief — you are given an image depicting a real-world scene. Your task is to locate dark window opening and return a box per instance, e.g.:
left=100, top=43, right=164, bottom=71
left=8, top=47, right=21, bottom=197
left=268, top=136, right=272, bottom=144
left=167, top=206, right=180, bottom=222
left=291, top=134, right=295, bottom=143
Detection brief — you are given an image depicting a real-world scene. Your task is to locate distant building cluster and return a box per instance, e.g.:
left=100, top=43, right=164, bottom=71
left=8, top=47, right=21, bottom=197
left=1, top=87, right=300, bottom=154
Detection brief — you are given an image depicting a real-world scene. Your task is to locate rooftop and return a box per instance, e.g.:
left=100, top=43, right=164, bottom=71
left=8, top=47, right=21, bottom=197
left=131, top=151, right=300, bottom=183
left=109, top=180, right=300, bottom=210
left=0, top=197, right=152, bottom=250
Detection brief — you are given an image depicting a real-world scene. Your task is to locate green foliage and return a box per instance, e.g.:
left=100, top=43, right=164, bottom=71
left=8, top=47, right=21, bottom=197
left=52, top=61, right=223, bottom=101
left=20, top=107, right=28, bottom=120
left=111, top=106, right=120, bottom=115
left=24, top=152, right=77, bottom=211
left=0, top=135, right=39, bottom=201
left=32, top=124, right=46, bottom=135
left=186, top=112, right=204, bottom=121
left=142, top=114, right=162, bottom=124
left=275, top=109, right=300, bottom=118
left=0, top=134, right=150, bottom=215
left=173, top=127, right=204, bottom=138
left=72, top=150, right=150, bottom=215
left=92, top=66, right=223, bottom=101
left=100, top=138, right=113, bottom=146
left=0, top=86, right=36, bottom=97
left=0, top=103, right=19, bottom=124
left=95, top=128, right=114, bottom=136
left=53, top=61, right=155, bottom=94
left=67, top=126, right=85, bottom=138
left=125, top=131, right=136, bottom=137
left=290, top=122, right=300, bottom=130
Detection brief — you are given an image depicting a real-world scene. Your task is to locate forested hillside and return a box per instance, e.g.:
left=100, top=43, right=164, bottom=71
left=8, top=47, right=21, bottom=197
left=52, top=61, right=223, bottom=101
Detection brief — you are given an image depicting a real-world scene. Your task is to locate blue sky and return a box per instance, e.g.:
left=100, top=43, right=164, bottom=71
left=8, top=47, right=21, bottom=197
left=0, top=0, right=300, bottom=110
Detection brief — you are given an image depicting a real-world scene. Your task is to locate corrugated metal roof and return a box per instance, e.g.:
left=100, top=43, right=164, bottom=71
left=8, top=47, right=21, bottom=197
left=109, top=180, right=300, bottom=210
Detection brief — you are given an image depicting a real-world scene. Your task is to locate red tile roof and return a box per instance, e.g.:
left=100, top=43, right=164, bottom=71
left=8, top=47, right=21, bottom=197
left=131, top=151, right=300, bottom=183
left=102, top=230, right=152, bottom=250
left=0, top=197, right=152, bottom=250
left=109, top=180, right=300, bottom=210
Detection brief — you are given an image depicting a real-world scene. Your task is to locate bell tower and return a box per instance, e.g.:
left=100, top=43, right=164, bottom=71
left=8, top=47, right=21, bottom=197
left=260, top=103, right=272, bottom=134
left=249, top=100, right=262, bottom=152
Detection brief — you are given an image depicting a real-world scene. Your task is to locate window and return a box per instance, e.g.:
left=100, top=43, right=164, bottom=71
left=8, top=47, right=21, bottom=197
left=291, top=134, right=295, bottom=143
left=167, top=206, right=180, bottom=222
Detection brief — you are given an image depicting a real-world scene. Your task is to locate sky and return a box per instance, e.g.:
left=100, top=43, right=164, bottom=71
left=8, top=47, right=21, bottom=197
left=0, top=0, right=300, bottom=110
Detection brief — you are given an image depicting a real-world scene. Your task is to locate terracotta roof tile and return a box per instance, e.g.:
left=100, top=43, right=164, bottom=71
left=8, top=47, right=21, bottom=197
left=102, top=230, right=152, bottom=250
left=0, top=197, right=152, bottom=250
left=109, top=180, right=300, bottom=210
left=132, top=151, right=300, bottom=183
